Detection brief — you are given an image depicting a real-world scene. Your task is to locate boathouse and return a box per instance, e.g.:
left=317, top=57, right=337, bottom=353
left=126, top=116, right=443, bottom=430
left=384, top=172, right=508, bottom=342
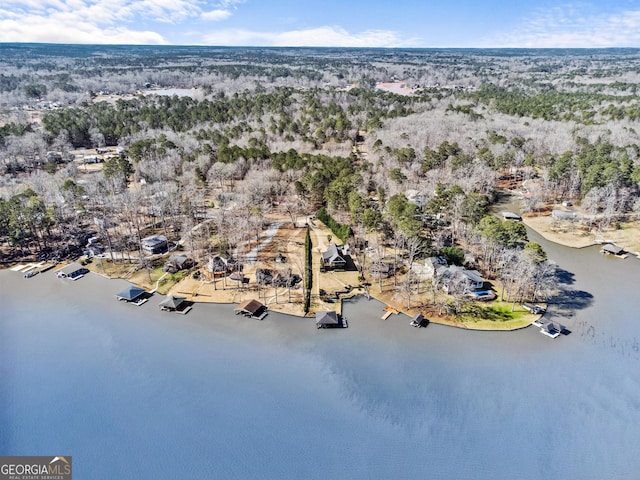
left=315, top=311, right=341, bottom=328
left=540, top=321, right=564, bottom=339
left=601, top=243, right=625, bottom=256
left=234, top=299, right=268, bottom=320
left=56, top=263, right=89, bottom=280
left=159, top=295, right=191, bottom=314
left=410, top=313, right=428, bottom=328
left=115, top=285, right=148, bottom=305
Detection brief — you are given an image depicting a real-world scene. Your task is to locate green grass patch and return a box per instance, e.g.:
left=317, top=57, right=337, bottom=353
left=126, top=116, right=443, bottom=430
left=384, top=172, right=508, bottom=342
left=456, top=301, right=537, bottom=330
left=156, top=269, right=189, bottom=295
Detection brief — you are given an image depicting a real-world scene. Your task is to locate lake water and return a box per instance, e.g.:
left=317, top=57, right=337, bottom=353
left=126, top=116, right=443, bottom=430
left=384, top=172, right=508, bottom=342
left=1, top=232, right=640, bottom=479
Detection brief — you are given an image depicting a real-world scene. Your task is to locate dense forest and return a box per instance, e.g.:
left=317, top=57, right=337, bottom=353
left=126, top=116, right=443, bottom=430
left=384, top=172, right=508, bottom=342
left=2, top=44, right=640, bottom=312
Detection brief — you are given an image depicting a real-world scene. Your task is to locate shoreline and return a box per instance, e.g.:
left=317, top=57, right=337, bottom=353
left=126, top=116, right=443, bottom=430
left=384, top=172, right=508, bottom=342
left=5, top=257, right=543, bottom=331
left=522, top=213, right=640, bottom=257
left=80, top=262, right=545, bottom=331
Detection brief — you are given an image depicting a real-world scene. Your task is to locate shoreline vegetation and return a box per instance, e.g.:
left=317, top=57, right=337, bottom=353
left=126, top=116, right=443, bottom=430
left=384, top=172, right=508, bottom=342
left=3, top=46, right=640, bottom=332
left=19, top=210, right=548, bottom=331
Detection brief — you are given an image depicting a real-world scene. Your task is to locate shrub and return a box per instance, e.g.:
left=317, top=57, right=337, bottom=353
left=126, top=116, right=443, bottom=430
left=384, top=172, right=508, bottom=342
left=316, top=207, right=352, bottom=242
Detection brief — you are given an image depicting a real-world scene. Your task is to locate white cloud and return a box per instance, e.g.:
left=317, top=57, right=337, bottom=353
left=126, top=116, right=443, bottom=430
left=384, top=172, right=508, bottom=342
left=0, top=0, right=233, bottom=44
left=0, top=16, right=168, bottom=44
left=202, top=26, right=421, bottom=47
left=216, top=0, right=245, bottom=8
left=201, top=9, right=232, bottom=21
left=483, top=4, right=640, bottom=48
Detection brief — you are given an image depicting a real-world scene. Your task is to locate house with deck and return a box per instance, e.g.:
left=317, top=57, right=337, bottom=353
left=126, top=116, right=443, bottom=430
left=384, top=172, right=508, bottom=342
left=437, top=265, right=485, bottom=294
left=163, top=254, right=194, bottom=273
left=322, top=243, right=347, bottom=270
left=369, top=262, right=395, bottom=278
left=141, top=235, right=168, bottom=254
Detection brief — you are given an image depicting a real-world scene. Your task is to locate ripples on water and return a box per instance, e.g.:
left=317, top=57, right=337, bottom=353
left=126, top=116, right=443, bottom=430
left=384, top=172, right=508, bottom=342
left=1, top=234, right=640, bottom=480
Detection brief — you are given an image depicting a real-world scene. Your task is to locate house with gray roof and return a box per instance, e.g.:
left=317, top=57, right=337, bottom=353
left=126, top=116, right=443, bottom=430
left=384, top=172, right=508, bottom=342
left=321, top=243, right=347, bottom=269
left=437, top=265, right=485, bottom=294
left=141, top=235, right=168, bottom=254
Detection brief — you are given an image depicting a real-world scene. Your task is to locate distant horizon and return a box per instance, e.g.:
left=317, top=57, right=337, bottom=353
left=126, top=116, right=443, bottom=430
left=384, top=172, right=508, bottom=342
left=2, top=1, right=640, bottom=48
left=3, top=42, right=640, bottom=51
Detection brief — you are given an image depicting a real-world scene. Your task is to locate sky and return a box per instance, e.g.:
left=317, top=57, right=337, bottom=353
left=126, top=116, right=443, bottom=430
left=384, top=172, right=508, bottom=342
left=2, top=0, right=640, bottom=48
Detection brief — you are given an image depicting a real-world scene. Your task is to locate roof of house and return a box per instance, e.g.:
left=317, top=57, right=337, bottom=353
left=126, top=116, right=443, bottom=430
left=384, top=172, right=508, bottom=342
left=142, top=235, right=168, bottom=246
left=462, top=269, right=484, bottom=284
left=322, top=243, right=346, bottom=264
left=235, top=299, right=265, bottom=315
left=315, top=311, right=339, bottom=326
left=167, top=254, right=191, bottom=266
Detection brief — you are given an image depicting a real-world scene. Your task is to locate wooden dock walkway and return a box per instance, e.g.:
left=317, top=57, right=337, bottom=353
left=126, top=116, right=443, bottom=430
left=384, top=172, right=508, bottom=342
left=381, top=305, right=399, bottom=320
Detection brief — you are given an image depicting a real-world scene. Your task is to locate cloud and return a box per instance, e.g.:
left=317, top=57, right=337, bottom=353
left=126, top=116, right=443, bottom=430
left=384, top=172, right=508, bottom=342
left=483, top=3, right=640, bottom=47
left=201, top=9, right=232, bottom=21
left=0, top=15, right=168, bottom=44
left=0, top=0, right=234, bottom=44
left=202, top=26, right=421, bottom=47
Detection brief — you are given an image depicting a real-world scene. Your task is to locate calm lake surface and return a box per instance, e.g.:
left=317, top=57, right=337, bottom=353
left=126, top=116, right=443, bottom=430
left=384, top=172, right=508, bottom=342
left=2, top=232, right=640, bottom=479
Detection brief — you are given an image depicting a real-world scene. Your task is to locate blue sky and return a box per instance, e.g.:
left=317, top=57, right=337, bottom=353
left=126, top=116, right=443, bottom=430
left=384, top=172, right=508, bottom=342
left=2, top=0, right=640, bottom=47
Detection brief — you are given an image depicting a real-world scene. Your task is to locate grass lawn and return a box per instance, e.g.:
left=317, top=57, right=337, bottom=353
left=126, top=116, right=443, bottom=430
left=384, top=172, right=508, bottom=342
left=88, top=258, right=190, bottom=295
left=457, top=302, right=538, bottom=330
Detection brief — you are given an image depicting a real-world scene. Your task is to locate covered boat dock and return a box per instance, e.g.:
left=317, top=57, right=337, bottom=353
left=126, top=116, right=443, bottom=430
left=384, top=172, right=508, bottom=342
left=315, top=310, right=347, bottom=329
left=410, top=313, right=428, bottom=328
left=600, top=243, right=627, bottom=258
left=234, top=299, right=268, bottom=320
left=116, top=285, right=149, bottom=306
left=159, top=295, right=192, bottom=314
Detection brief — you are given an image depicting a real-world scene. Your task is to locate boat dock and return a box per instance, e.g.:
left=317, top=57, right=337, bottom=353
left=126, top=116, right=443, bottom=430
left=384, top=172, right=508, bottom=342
left=11, top=262, right=57, bottom=276
left=532, top=319, right=566, bottom=339
left=381, top=306, right=399, bottom=320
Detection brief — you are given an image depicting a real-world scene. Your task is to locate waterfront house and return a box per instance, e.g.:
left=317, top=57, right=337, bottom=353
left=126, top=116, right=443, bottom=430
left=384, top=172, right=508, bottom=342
left=234, top=299, right=268, bottom=320
left=322, top=243, right=347, bottom=269
left=141, top=235, right=168, bottom=254
left=163, top=254, right=194, bottom=273
left=437, top=265, right=485, bottom=293
left=369, top=262, right=395, bottom=278
left=462, top=269, right=484, bottom=290
left=420, top=256, right=448, bottom=279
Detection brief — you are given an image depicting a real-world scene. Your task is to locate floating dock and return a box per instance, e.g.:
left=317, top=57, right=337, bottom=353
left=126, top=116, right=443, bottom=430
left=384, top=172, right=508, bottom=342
left=381, top=306, right=399, bottom=320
